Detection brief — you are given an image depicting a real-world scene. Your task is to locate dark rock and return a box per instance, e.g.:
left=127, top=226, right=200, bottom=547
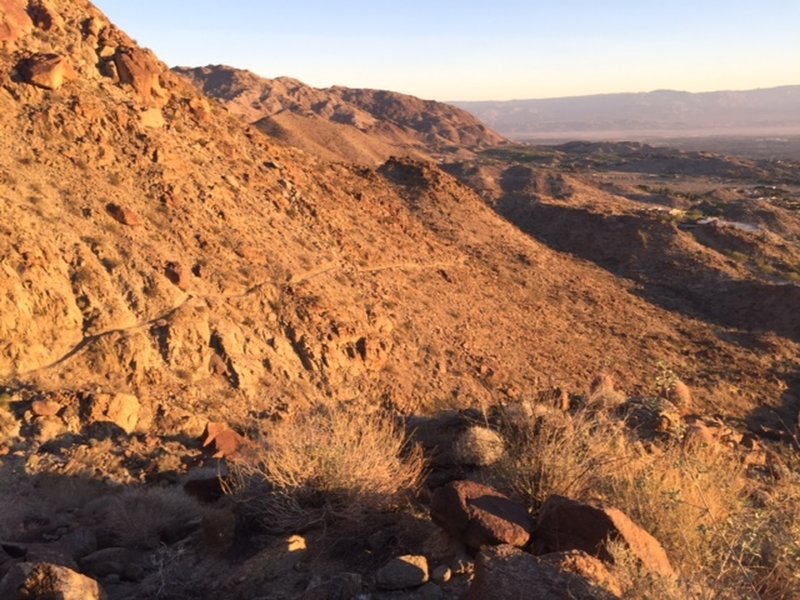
left=430, top=480, right=533, bottom=550
left=534, top=495, right=674, bottom=578
left=376, top=555, right=429, bottom=590
left=78, top=547, right=140, bottom=579
left=18, top=53, right=71, bottom=90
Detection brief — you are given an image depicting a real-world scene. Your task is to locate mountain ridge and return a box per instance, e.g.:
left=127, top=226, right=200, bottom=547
left=455, top=85, right=800, bottom=139
left=174, top=64, right=506, bottom=165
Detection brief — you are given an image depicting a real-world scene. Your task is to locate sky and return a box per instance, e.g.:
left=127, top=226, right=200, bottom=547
left=94, top=1, right=800, bottom=102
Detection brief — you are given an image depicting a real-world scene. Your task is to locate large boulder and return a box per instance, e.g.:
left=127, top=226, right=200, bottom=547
left=18, top=53, right=72, bottom=90
left=534, top=495, right=674, bottom=578
left=113, top=46, right=164, bottom=107
left=469, top=545, right=618, bottom=600
left=430, top=480, right=533, bottom=550
left=0, top=562, right=106, bottom=600
left=87, top=392, right=141, bottom=434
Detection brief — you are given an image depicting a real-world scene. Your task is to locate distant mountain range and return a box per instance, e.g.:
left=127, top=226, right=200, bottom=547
left=455, top=86, right=800, bottom=141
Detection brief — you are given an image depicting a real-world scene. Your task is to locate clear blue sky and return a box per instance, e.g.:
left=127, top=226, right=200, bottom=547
left=94, top=1, right=800, bottom=101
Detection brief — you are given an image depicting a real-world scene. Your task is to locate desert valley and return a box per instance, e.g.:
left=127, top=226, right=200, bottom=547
left=0, top=1, right=799, bottom=599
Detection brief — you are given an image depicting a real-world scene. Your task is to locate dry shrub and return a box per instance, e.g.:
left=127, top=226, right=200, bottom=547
left=607, top=540, right=688, bottom=600
left=494, top=409, right=800, bottom=598
left=494, top=409, right=628, bottom=510
left=90, top=487, right=204, bottom=550
left=230, top=405, right=425, bottom=532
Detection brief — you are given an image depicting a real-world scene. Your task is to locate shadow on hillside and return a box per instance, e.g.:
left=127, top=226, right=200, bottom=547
left=0, top=437, right=433, bottom=599
left=495, top=194, right=800, bottom=344
left=746, top=370, right=800, bottom=445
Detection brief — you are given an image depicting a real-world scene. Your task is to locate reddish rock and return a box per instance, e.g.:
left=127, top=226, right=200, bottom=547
left=165, top=262, right=190, bottom=288
left=18, top=54, right=71, bottom=90
left=106, top=203, right=139, bottom=226
left=113, top=46, right=163, bottom=106
left=430, top=480, right=534, bottom=550
left=88, top=392, right=140, bottom=434
left=0, top=0, right=33, bottom=47
left=534, top=495, right=674, bottom=578
left=27, top=0, right=63, bottom=31
left=540, top=550, right=623, bottom=597
left=203, top=422, right=245, bottom=458
left=665, top=379, right=692, bottom=415
left=469, top=545, right=618, bottom=600
left=31, top=398, right=62, bottom=416
left=188, top=96, right=211, bottom=122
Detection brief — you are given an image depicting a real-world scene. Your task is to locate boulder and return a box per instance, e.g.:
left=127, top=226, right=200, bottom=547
left=106, top=203, right=139, bottom=226
left=27, top=0, right=63, bottom=31
left=540, top=550, right=622, bottom=597
left=0, top=562, right=106, bottom=600
left=87, top=392, right=140, bottom=434
left=113, top=46, right=163, bottom=106
left=164, top=262, right=190, bottom=289
left=430, top=480, right=533, bottom=550
left=376, top=555, right=429, bottom=590
left=32, top=415, right=66, bottom=443
left=18, top=54, right=71, bottom=90
left=469, top=545, right=618, bottom=600
left=534, top=495, right=674, bottom=578
left=202, top=421, right=245, bottom=458
left=0, top=0, right=32, bottom=47
left=31, top=398, right=62, bottom=417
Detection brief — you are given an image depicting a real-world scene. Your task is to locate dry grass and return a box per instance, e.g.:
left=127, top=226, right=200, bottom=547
left=494, top=409, right=628, bottom=510
left=229, top=404, right=425, bottom=532
left=493, top=408, right=800, bottom=599
left=91, top=487, right=204, bottom=550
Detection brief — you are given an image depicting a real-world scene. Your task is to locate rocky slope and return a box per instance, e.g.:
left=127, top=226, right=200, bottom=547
left=0, top=1, right=799, bottom=598
left=174, top=64, right=506, bottom=165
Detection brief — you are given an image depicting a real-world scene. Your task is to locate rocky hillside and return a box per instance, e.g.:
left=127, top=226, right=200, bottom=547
left=1, top=1, right=799, bottom=599
left=174, top=65, right=506, bottom=165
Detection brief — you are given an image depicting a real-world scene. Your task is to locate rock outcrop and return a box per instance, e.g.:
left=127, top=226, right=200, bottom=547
left=534, top=495, right=675, bottom=578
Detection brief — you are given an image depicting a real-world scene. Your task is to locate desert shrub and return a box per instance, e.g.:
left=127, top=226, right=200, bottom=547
left=494, top=408, right=800, bottom=598
left=229, top=405, right=425, bottom=532
left=494, top=409, right=628, bottom=510
left=90, top=487, right=203, bottom=550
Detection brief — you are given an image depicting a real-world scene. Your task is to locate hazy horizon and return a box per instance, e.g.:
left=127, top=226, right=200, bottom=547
left=94, top=0, right=800, bottom=102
